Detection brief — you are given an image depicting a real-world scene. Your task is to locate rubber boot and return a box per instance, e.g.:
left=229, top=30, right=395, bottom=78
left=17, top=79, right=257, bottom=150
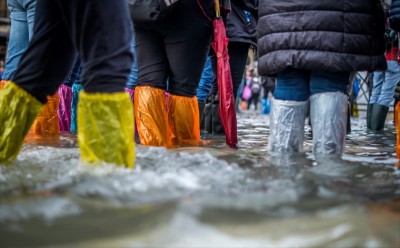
left=134, top=86, right=171, bottom=147
left=211, top=95, right=225, bottom=135
left=203, top=95, right=213, bottom=134
left=58, top=85, right=73, bottom=132
left=29, top=92, right=60, bottom=134
left=366, top=103, right=374, bottom=129
left=370, top=104, right=389, bottom=131
left=0, top=82, right=43, bottom=163
left=78, top=91, right=135, bottom=168
left=268, top=98, right=307, bottom=152
left=198, top=101, right=206, bottom=130
left=168, top=94, right=200, bottom=147
left=310, top=92, right=348, bottom=155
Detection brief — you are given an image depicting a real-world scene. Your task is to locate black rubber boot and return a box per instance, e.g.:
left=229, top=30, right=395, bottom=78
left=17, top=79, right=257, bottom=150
left=366, top=103, right=374, bottom=129
left=347, top=101, right=351, bottom=134
left=211, top=95, right=225, bottom=135
left=370, top=104, right=389, bottom=131
left=198, top=102, right=206, bottom=130
left=203, top=95, right=213, bottom=133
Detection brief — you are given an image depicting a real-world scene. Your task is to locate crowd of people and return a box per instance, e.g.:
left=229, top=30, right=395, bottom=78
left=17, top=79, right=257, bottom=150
left=0, top=0, right=399, bottom=167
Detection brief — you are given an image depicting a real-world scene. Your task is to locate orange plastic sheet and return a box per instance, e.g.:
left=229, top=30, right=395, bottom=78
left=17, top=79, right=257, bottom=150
left=134, top=86, right=171, bottom=147
left=0, top=82, right=43, bottom=163
left=29, top=92, right=60, bottom=134
left=168, top=94, right=200, bottom=147
left=78, top=91, right=135, bottom=168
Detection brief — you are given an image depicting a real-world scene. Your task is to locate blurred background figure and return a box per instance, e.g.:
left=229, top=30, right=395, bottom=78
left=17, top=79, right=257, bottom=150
left=367, top=1, right=400, bottom=131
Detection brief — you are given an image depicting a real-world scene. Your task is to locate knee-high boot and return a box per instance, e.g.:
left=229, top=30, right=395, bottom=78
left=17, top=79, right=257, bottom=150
left=310, top=92, right=348, bottom=155
left=370, top=104, right=389, bottom=131
left=268, top=98, right=307, bottom=152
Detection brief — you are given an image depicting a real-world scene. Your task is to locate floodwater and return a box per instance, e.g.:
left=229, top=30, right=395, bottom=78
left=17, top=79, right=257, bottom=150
left=0, top=113, right=399, bottom=248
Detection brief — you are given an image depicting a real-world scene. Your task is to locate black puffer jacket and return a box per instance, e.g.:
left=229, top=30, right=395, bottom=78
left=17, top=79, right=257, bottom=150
left=226, top=0, right=258, bottom=47
left=257, top=0, right=387, bottom=76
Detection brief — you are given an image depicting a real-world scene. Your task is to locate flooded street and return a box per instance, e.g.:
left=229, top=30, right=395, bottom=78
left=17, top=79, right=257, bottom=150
left=0, top=113, right=399, bottom=248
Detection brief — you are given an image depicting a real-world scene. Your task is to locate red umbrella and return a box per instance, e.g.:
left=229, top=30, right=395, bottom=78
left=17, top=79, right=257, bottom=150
left=211, top=0, right=237, bottom=148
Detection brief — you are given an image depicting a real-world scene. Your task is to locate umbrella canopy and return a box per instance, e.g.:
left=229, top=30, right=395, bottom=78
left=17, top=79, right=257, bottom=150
left=211, top=16, right=238, bottom=148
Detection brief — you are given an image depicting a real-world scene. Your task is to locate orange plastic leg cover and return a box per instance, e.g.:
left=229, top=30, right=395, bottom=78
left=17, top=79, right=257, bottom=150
left=29, top=92, right=60, bottom=134
left=134, top=86, right=171, bottom=147
left=0, top=80, right=8, bottom=90
left=168, top=94, right=200, bottom=147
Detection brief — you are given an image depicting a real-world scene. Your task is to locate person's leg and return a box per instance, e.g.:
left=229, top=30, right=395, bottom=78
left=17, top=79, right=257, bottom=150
left=133, top=22, right=171, bottom=147
left=57, top=0, right=135, bottom=167
left=369, top=71, right=385, bottom=104
left=229, top=42, right=251, bottom=97
left=269, top=68, right=309, bottom=152
left=163, top=0, right=213, bottom=145
left=23, top=0, right=36, bottom=39
left=1, top=0, right=75, bottom=162
left=309, top=71, right=349, bottom=155
left=371, top=61, right=400, bottom=130
left=2, top=0, right=30, bottom=80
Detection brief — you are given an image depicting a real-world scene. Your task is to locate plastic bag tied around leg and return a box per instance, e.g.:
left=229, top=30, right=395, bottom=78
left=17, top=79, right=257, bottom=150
left=310, top=92, right=348, bottom=155
left=0, top=82, right=43, bottom=163
left=29, top=92, right=60, bottom=134
left=58, top=85, right=73, bottom=132
left=78, top=91, right=135, bottom=168
left=0, top=80, right=7, bottom=90
left=168, top=94, right=200, bottom=147
left=70, top=83, right=84, bottom=133
left=268, top=98, right=307, bottom=153
left=134, top=86, right=171, bottom=147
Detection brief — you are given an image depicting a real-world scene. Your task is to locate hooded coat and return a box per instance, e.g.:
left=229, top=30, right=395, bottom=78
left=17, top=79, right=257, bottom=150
left=257, top=0, right=387, bottom=76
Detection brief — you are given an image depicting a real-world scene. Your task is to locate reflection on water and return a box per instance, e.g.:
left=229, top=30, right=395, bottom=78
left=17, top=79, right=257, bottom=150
left=0, top=114, right=399, bottom=247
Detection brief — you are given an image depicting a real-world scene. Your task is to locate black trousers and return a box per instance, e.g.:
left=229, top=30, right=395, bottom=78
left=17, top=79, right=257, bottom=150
left=134, top=0, right=213, bottom=97
left=210, top=42, right=250, bottom=97
left=13, top=0, right=133, bottom=103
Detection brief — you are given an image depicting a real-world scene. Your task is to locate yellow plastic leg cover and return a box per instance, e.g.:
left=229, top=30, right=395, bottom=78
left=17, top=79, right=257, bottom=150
left=134, top=86, right=171, bottom=147
left=0, top=82, right=43, bottom=163
left=168, top=94, right=200, bottom=147
left=29, top=92, right=60, bottom=134
left=77, top=91, right=135, bottom=168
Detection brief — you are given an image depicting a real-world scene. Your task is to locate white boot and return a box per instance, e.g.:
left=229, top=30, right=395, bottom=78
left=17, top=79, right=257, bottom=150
left=268, top=98, right=307, bottom=152
left=310, top=92, right=348, bottom=155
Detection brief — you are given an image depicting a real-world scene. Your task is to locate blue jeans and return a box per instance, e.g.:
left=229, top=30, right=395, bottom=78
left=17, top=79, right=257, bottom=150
left=370, top=61, right=400, bottom=107
left=126, top=30, right=138, bottom=89
left=196, top=56, right=213, bottom=103
left=274, top=69, right=350, bottom=101
left=2, top=0, right=36, bottom=80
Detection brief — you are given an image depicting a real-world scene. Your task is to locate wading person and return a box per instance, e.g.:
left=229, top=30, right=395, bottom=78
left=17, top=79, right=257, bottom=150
left=133, top=0, right=214, bottom=147
left=0, top=0, right=135, bottom=168
left=258, top=0, right=387, bottom=156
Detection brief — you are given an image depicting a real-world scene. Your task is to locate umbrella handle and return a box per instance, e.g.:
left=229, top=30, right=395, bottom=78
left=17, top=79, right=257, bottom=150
left=214, top=0, right=221, bottom=18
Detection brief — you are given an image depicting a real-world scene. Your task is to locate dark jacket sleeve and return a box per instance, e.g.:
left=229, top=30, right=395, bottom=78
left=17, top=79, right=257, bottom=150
left=390, top=0, right=400, bottom=32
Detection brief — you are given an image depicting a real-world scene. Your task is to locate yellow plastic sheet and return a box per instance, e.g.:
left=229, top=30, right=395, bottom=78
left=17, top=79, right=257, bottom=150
left=0, top=82, right=43, bottom=163
left=78, top=91, right=135, bottom=168
left=29, top=92, right=60, bottom=134
left=134, top=86, right=171, bottom=147
left=168, top=94, right=200, bottom=147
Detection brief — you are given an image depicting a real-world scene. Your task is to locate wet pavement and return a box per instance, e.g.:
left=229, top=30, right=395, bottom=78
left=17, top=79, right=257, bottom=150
left=0, top=112, right=399, bottom=248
